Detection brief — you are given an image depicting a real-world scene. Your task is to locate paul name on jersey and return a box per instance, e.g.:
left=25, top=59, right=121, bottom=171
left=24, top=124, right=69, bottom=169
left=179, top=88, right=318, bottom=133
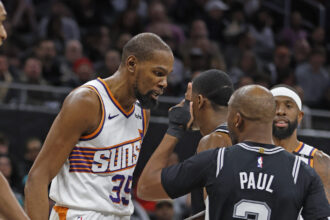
left=239, top=172, right=274, bottom=193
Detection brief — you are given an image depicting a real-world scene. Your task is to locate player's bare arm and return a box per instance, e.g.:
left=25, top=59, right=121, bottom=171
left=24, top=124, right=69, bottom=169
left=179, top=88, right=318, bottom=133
left=0, top=173, right=29, bottom=220
left=138, top=134, right=179, bottom=200
left=196, top=132, right=232, bottom=153
left=313, top=150, right=330, bottom=201
left=25, top=87, right=101, bottom=220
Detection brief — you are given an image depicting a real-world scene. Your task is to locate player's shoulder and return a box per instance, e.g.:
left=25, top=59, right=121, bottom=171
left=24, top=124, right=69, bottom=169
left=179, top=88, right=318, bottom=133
left=61, top=86, right=101, bottom=117
left=313, top=149, right=330, bottom=173
left=197, top=131, right=231, bottom=153
left=313, top=149, right=330, bottom=162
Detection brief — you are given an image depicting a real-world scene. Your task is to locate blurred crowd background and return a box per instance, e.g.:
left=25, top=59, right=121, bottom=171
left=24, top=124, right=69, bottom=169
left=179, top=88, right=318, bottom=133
left=0, top=0, right=329, bottom=219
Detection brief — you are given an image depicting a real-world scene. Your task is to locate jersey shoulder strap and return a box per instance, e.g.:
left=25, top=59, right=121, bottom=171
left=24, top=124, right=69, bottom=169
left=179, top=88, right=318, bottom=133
left=214, top=122, right=229, bottom=134
left=293, top=142, right=318, bottom=167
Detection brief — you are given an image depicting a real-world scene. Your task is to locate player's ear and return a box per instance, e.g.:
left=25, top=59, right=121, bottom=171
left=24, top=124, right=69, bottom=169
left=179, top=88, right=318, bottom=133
left=235, top=112, right=244, bottom=129
left=297, top=110, right=304, bottom=125
left=197, top=94, right=205, bottom=109
left=126, top=55, right=137, bottom=73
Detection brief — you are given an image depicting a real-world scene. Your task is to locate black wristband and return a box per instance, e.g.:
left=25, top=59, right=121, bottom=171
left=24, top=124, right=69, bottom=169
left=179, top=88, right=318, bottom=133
left=166, top=100, right=191, bottom=139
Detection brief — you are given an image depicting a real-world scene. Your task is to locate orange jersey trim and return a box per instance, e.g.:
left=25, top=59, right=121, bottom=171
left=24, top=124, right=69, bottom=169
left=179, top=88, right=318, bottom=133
left=53, top=206, right=68, bottom=220
left=294, top=142, right=304, bottom=153
left=80, top=85, right=105, bottom=140
left=310, top=148, right=317, bottom=168
left=142, top=109, right=147, bottom=136
left=69, top=164, right=136, bottom=173
left=98, top=77, right=135, bottom=117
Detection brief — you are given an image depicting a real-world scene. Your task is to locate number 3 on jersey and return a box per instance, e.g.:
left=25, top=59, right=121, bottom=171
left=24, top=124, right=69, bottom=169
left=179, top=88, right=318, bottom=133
left=233, top=199, right=271, bottom=220
left=110, top=175, right=132, bottom=205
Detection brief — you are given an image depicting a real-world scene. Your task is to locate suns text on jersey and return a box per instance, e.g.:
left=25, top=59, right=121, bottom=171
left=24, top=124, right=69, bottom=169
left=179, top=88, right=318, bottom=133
left=91, top=140, right=141, bottom=173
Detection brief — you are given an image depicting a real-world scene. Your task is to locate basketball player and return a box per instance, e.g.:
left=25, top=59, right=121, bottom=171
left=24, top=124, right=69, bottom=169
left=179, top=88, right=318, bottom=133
left=25, top=33, right=174, bottom=219
left=0, top=1, right=29, bottom=219
left=271, top=85, right=330, bottom=201
left=138, top=85, right=330, bottom=219
left=188, top=70, right=233, bottom=218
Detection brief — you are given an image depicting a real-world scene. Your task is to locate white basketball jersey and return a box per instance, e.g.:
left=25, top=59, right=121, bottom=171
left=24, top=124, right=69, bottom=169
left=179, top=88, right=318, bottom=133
left=49, top=78, right=147, bottom=216
left=293, top=142, right=317, bottom=168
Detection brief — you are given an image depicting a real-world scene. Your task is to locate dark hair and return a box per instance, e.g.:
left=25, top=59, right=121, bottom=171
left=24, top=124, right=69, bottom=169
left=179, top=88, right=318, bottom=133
left=192, top=69, right=234, bottom=108
left=121, top=33, right=172, bottom=63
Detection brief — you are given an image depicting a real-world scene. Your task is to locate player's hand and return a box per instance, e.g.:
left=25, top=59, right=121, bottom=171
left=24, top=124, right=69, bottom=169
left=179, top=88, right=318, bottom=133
left=185, top=83, right=194, bottom=129
left=167, top=102, right=191, bottom=140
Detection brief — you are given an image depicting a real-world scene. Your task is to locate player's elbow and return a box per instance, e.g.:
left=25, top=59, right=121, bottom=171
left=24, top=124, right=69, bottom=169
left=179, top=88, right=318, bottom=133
left=136, top=182, right=147, bottom=200
left=25, top=168, right=49, bottom=194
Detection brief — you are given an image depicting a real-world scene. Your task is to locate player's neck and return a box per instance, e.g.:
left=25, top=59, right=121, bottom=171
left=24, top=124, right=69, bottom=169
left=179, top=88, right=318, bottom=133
left=199, top=109, right=227, bottom=136
left=103, top=73, right=136, bottom=111
left=273, top=130, right=300, bottom=152
left=239, top=124, right=274, bottom=145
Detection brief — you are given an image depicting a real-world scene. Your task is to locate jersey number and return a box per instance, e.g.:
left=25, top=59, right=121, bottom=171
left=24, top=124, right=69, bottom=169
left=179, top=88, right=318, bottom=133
left=109, top=175, right=133, bottom=206
left=233, top=199, right=271, bottom=220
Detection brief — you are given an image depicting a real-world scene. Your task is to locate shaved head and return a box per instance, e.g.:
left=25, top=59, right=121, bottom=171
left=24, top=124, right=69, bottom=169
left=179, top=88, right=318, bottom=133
left=227, top=85, right=276, bottom=144
left=229, top=85, right=276, bottom=123
left=121, top=32, right=172, bottom=63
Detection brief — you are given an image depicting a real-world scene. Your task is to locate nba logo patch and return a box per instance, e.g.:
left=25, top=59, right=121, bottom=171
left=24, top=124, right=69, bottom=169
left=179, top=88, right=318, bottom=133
left=257, top=156, right=263, bottom=168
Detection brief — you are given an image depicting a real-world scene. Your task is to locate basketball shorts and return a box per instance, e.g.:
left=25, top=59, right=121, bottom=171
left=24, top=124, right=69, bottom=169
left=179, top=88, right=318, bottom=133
left=50, top=205, right=130, bottom=220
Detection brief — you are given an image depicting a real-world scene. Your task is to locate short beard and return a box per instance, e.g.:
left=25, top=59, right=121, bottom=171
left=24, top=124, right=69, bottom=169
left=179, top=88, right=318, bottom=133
left=134, top=85, right=158, bottom=109
left=273, top=118, right=298, bottom=140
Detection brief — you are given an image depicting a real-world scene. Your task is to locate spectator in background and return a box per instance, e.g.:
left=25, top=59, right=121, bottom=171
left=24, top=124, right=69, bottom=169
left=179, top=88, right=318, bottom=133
left=60, top=39, right=83, bottom=84
left=295, top=47, right=329, bottom=108
left=309, top=26, right=326, bottom=48
left=20, top=57, right=46, bottom=85
left=293, top=39, right=311, bottom=65
left=153, top=200, right=175, bottom=220
left=224, top=3, right=247, bottom=43
left=115, top=32, right=132, bottom=52
left=0, top=154, right=24, bottom=206
left=204, top=0, right=229, bottom=44
left=5, top=0, right=37, bottom=46
left=113, top=9, right=143, bottom=38
left=18, top=57, right=48, bottom=105
left=18, top=137, right=42, bottom=182
left=229, top=50, right=260, bottom=86
left=0, top=133, right=9, bottom=155
left=96, top=49, right=121, bottom=78
left=68, top=0, right=113, bottom=30
left=249, top=8, right=274, bottom=62
left=39, top=1, right=80, bottom=51
left=180, top=19, right=226, bottom=73
left=309, top=26, right=329, bottom=64
left=235, top=75, right=254, bottom=89
left=0, top=54, right=15, bottom=102
left=83, top=26, right=111, bottom=63
left=265, top=45, right=295, bottom=86
left=224, top=30, right=256, bottom=69
left=278, top=11, right=307, bottom=48
left=146, top=1, right=185, bottom=45
left=111, top=0, right=148, bottom=20
left=35, top=39, right=62, bottom=85
left=65, top=57, right=94, bottom=88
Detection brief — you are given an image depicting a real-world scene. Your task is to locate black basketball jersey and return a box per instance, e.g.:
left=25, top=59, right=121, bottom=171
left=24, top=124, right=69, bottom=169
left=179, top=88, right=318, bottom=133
left=161, top=141, right=330, bottom=220
left=191, top=123, right=229, bottom=215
